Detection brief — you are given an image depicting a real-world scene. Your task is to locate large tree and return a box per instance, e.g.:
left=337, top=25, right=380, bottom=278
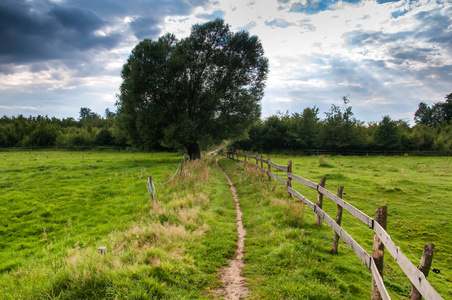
left=117, top=19, right=268, bottom=159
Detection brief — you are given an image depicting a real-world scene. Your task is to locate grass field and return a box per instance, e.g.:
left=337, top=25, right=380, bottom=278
left=222, top=154, right=452, bottom=299
left=1, top=151, right=451, bottom=299
left=0, top=151, right=238, bottom=299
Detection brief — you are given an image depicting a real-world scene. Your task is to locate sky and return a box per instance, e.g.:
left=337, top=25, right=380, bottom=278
left=1, top=0, right=451, bottom=124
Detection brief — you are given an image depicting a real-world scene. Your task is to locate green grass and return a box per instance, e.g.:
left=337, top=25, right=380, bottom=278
left=2, top=151, right=451, bottom=299
left=0, top=151, right=237, bottom=299
left=219, top=154, right=452, bottom=299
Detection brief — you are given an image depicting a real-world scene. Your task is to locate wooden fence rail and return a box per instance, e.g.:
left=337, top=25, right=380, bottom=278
left=226, top=150, right=443, bottom=300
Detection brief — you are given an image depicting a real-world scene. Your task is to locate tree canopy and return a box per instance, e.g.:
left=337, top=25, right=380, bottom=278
left=116, top=18, right=269, bottom=159
left=414, top=93, right=452, bottom=126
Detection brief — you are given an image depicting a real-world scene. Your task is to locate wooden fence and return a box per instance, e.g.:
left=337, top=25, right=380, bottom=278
left=226, top=150, right=443, bottom=300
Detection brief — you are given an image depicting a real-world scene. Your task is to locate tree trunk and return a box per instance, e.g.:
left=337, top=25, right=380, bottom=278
left=187, top=142, right=201, bottom=160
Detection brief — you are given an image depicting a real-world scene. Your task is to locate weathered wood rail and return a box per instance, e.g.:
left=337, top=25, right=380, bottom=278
left=226, top=150, right=443, bottom=300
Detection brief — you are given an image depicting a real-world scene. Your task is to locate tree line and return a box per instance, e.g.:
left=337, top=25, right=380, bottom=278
left=230, top=94, right=452, bottom=153
left=0, top=108, right=128, bottom=149
left=1, top=94, right=450, bottom=153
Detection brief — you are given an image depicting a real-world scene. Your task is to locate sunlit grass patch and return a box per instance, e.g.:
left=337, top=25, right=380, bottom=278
left=219, top=154, right=452, bottom=299
left=0, top=151, right=237, bottom=299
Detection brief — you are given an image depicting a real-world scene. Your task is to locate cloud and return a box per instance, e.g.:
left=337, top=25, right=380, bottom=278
left=0, top=105, right=39, bottom=111
left=129, top=17, right=161, bottom=40
left=0, top=0, right=212, bottom=69
left=414, top=6, right=452, bottom=49
left=1, top=0, right=451, bottom=123
left=0, top=0, right=120, bottom=65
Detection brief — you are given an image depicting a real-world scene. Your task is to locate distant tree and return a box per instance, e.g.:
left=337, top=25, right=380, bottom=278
left=79, top=107, right=92, bottom=121
left=414, top=93, right=452, bottom=126
left=320, top=96, right=361, bottom=149
left=117, top=18, right=268, bottom=159
left=79, top=107, right=100, bottom=121
left=374, top=116, right=401, bottom=150
left=409, top=125, right=436, bottom=150
left=443, top=93, right=452, bottom=123
left=433, top=123, right=452, bottom=150
left=105, top=108, right=116, bottom=119
left=94, top=128, right=115, bottom=146
left=22, top=123, right=59, bottom=148
left=260, top=114, right=290, bottom=151
left=414, top=102, right=433, bottom=126
left=294, top=106, right=320, bottom=149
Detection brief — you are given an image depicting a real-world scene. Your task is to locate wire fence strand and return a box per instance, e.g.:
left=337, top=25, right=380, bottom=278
left=147, top=154, right=186, bottom=199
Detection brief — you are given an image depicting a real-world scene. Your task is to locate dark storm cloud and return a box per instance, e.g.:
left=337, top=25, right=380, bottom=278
left=0, top=0, right=210, bottom=70
left=63, top=0, right=210, bottom=39
left=130, top=17, right=161, bottom=40
left=0, top=0, right=120, bottom=65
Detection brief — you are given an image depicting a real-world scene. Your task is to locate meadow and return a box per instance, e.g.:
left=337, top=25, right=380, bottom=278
left=0, top=151, right=238, bottom=299
left=0, top=150, right=451, bottom=299
left=222, top=154, right=452, bottom=299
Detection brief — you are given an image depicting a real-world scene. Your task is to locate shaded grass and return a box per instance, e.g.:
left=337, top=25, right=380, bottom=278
left=0, top=151, right=237, bottom=299
left=219, top=155, right=452, bottom=299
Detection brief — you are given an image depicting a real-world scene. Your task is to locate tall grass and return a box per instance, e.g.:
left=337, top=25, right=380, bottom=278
left=0, top=152, right=237, bottom=299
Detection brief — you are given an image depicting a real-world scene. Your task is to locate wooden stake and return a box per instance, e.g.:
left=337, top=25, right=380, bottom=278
left=180, top=154, right=185, bottom=177
left=260, top=153, right=263, bottom=169
left=372, top=206, right=387, bottom=300
left=331, top=186, right=344, bottom=254
left=409, top=243, right=435, bottom=300
left=315, top=177, right=326, bottom=226
left=287, top=160, right=292, bottom=197
left=255, top=152, right=259, bottom=167
left=267, top=155, right=271, bottom=179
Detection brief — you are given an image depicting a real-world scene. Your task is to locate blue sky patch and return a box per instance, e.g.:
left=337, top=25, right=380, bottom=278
left=264, top=18, right=293, bottom=28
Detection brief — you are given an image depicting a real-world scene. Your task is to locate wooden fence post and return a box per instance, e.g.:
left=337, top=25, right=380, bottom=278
left=267, top=155, right=271, bottom=179
left=180, top=154, right=185, bottom=177
left=409, top=243, right=435, bottom=300
left=372, top=206, right=387, bottom=300
left=261, top=153, right=263, bottom=169
left=331, top=186, right=344, bottom=254
left=255, top=152, right=259, bottom=167
left=287, top=160, right=292, bottom=197
left=315, top=177, right=326, bottom=226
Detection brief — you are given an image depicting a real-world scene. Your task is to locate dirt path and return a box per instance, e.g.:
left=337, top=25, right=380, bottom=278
left=215, top=159, right=248, bottom=300
left=206, top=149, right=220, bottom=157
